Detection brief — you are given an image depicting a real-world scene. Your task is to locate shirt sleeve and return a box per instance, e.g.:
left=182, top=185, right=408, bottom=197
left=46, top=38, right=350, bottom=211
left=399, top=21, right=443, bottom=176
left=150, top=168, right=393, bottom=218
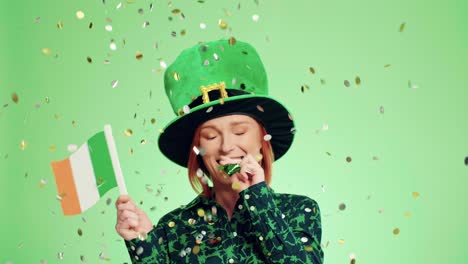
left=237, top=181, right=324, bottom=264
left=124, top=219, right=170, bottom=263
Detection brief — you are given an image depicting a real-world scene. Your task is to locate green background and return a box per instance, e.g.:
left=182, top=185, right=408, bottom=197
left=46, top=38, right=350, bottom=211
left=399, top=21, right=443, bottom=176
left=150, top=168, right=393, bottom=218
left=1, top=0, right=467, bottom=263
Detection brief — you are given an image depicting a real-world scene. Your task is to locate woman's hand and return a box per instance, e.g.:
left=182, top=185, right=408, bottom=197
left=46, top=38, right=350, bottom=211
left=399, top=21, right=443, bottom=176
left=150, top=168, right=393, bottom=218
left=115, top=195, right=153, bottom=241
left=219, top=153, right=265, bottom=192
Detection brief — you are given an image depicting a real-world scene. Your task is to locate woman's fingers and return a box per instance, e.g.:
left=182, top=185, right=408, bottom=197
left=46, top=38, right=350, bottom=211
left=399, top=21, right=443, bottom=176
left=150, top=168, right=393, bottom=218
left=118, top=209, right=139, bottom=222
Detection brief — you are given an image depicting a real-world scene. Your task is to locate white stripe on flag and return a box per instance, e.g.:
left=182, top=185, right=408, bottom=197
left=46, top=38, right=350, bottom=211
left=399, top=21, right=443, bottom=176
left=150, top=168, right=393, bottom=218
left=69, top=142, right=100, bottom=212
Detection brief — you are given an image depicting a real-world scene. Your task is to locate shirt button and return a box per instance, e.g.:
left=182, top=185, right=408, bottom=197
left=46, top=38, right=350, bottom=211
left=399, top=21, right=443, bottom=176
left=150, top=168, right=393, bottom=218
left=244, top=194, right=250, bottom=200
left=229, top=258, right=235, bottom=263
left=238, top=204, right=243, bottom=210
left=232, top=231, right=237, bottom=237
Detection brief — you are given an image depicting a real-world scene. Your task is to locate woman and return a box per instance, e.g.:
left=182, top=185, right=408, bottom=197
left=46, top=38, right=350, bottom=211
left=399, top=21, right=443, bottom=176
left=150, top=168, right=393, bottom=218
left=116, top=38, right=324, bottom=263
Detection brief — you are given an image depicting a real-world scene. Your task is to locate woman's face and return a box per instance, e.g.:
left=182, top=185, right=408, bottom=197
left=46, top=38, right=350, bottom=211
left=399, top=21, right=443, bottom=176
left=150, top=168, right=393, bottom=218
left=198, top=114, right=263, bottom=185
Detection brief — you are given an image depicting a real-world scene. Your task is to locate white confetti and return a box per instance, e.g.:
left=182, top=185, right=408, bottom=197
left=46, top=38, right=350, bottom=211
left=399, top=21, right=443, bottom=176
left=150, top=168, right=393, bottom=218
left=200, top=23, right=206, bottom=29
left=252, top=14, right=260, bottom=22
left=105, top=25, right=113, bottom=31
left=67, top=144, right=78, bottom=152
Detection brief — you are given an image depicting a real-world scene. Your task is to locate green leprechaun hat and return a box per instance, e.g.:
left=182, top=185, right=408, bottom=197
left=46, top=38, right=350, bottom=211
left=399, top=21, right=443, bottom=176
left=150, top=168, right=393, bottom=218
left=158, top=38, right=296, bottom=167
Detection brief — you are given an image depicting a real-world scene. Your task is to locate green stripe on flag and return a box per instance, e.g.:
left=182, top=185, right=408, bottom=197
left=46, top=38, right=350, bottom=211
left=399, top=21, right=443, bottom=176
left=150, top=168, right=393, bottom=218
left=87, top=131, right=118, bottom=197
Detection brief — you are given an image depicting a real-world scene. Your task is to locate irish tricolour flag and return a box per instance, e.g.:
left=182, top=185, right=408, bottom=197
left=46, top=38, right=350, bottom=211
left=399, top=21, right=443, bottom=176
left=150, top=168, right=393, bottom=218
left=51, top=125, right=127, bottom=216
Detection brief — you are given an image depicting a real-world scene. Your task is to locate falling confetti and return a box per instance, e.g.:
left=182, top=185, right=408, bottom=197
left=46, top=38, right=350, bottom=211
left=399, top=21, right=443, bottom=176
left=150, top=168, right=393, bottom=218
left=160, top=60, right=167, bottom=68
left=57, top=252, right=64, bottom=260
left=86, top=56, right=92, bottom=63
left=338, top=239, right=345, bottom=244
left=20, top=140, right=27, bottom=150
left=11, top=93, right=19, bottom=103
left=346, top=156, right=352, bottom=162
left=355, top=76, right=361, bottom=85
left=76, top=10, right=85, bottom=20
left=110, top=41, right=117, bottom=50
left=412, top=192, right=420, bottom=199
left=218, top=19, right=228, bottom=30
left=105, top=25, right=113, bottom=31
left=300, top=84, right=310, bottom=93
left=124, top=129, right=133, bottom=137
left=338, top=203, right=346, bottom=211
left=42, top=48, right=52, bottom=55
left=49, top=145, right=56, bottom=151
left=89, top=22, right=93, bottom=29
left=379, top=106, right=385, bottom=114
left=111, top=80, right=119, bottom=88
left=344, top=80, right=351, bottom=87
left=78, top=228, right=83, bottom=236
left=309, top=67, right=315, bottom=74
left=252, top=14, right=260, bottom=22
left=57, top=21, right=63, bottom=29
left=399, top=22, right=406, bottom=32
left=263, top=134, right=272, bottom=141
left=136, top=52, right=143, bottom=60
left=200, top=23, right=207, bottom=29
left=465, top=156, right=468, bottom=166
left=405, top=212, right=411, bottom=218
left=393, top=228, right=400, bottom=235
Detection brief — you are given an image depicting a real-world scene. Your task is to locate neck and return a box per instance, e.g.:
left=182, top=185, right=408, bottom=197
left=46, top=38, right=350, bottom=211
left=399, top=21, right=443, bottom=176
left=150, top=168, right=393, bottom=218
left=211, top=183, right=239, bottom=220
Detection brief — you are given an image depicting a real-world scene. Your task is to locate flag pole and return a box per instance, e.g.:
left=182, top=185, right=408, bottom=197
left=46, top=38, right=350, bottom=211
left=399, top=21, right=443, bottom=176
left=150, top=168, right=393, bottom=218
left=104, top=124, right=128, bottom=195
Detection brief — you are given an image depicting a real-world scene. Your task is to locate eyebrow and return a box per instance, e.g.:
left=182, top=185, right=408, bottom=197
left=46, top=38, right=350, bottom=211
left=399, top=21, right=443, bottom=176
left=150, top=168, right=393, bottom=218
left=200, top=121, right=252, bottom=131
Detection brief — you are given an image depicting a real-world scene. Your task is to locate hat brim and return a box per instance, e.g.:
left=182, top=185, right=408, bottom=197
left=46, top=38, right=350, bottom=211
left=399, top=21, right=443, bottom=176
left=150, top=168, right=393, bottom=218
left=158, top=95, right=296, bottom=167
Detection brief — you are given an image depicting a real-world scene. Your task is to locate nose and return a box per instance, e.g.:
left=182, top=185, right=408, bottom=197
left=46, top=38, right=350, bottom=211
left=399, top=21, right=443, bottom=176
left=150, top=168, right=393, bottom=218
left=220, top=133, right=235, bottom=153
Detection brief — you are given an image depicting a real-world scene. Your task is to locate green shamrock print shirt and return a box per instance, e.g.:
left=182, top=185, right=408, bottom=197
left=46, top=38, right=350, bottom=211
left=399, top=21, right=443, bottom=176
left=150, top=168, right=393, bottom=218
left=125, top=181, right=323, bottom=263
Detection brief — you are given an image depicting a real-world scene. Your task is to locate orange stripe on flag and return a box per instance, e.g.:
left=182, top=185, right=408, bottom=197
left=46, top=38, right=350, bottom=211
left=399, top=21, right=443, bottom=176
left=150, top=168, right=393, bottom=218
left=51, top=159, right=81, bottom=215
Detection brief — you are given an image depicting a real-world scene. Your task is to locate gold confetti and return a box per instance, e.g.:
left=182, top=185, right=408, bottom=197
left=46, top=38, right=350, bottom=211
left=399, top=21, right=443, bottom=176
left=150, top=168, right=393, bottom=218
left=173, top=72, right=180, bottom=81
left=309, top=67, right=315, bottom=74
left=193, top=245, right=200, bottom=254
left=218, top=19, right=228, bottom=30
left=231, top=182, right=241, bottom=190
left=136, top=51, right=143, bottom=60
left=42, top=48, right=52, bottom=55
left=140, top=139, right=146, bottom=145
left=338, top=239, right=345, bottom=244
left=49, top=146, right=56, bottom=151
left=11, top=93, right=19, bottom=104
left=301, top=84, right=309, bottom=93
left=124, top=129, right=133, bottom=136
left=197, top=208, right=205, bottom=217
left=171, top=9, right=181, bottom=14
left=393, top=228, right=400, bottom=235
left=304, top=245, right=314, bottom=252
left=20, top=140, right=27, bottom=150
left=129, top=148, right=134, bottom=155
left=405, top=212, right=411, bottom=218
left=229, top=37, right=236, bottom=46
left=399, top=22, right=406, bottom=32
left=355, top=76, right=361, bottom=85
left=78, top=228, right=83, bottom=236
left=180, top=29, right=186, bottom=36
left=151, top=118, right=156, bottom=124
left=138, top=231, right=148, bottom=241
left=57, top=21, right=63, bottom=29
left=412, top=192, right=420, bottom=198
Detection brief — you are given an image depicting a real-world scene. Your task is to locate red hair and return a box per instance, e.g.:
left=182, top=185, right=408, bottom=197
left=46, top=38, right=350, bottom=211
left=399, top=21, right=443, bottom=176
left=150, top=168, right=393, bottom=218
left=187, top=120, right=274, bottom=198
